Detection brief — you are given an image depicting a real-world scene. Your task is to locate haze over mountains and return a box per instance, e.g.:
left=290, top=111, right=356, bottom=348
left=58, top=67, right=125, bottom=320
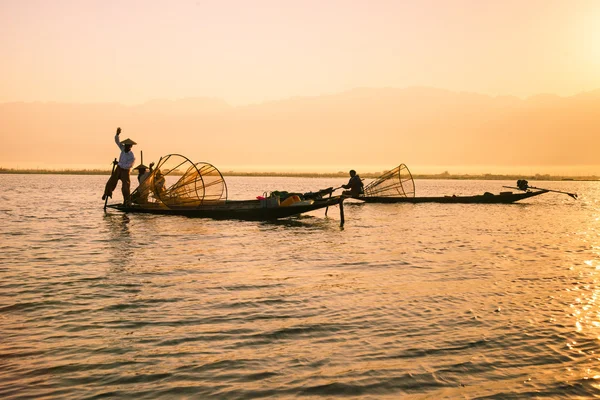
left=1, top=87, right=599, bottom=175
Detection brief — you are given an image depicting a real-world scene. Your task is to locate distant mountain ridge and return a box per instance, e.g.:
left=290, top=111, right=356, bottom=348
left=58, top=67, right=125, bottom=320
left=1, top=87, right=598, bottom=174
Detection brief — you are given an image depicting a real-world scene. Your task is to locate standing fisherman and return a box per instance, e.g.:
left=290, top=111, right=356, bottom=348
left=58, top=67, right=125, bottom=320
left=102, top=127, right=136, bottom=205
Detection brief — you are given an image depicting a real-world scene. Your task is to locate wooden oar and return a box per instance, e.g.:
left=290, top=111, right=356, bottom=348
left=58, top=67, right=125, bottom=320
left=104, top=158, right=117, bottom=210
left=338, top=196, right=345, bottom=227
left=325, top=186, right=343, bottom=216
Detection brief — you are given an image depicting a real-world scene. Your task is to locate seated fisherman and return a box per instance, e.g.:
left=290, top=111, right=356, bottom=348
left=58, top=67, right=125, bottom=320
left=135, top=162, right=155, bottom=184
left=131, top=162, right=155, bottom=204
left=154, top=169, right=167, bottom=196
left=342, top=169, right=364, bottom=197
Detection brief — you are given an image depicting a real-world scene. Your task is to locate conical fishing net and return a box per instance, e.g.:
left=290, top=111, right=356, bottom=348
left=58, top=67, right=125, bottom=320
left=131, top=154, right=227, bottom=208
left=363, top=164, right=415, bottom=197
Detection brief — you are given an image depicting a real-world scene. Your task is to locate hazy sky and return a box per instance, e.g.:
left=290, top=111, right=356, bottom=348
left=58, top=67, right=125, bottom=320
left=2, top=0, right=600, bottom=105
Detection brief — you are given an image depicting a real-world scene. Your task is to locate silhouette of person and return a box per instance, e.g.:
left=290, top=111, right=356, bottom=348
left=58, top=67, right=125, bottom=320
left=342, top=169, right=364, bottom=197
left=131, top=162, right=155, bottom=204
left=134, top=162, right=154, bottom=184
left=102, top=127, right=136, bottom=204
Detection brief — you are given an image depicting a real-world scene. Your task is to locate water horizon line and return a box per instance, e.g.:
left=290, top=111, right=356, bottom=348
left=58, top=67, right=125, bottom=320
left=1, top=167, right=598, bottom=181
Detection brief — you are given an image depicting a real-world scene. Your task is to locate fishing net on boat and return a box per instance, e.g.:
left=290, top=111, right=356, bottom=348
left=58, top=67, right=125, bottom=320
left=363, top=164, right=415, bottom=198
left=130, top=154, right=227, bottom=208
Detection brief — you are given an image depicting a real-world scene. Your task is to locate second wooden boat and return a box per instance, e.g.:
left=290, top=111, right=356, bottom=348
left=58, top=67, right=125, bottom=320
left=354, top=164, right=566, bottom=204
left=357, top=189, right=548, bottom=204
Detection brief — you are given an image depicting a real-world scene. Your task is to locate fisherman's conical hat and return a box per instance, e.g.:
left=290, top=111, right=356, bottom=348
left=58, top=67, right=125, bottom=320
left=133, top=163, right=148, bottom=170
left=120, top=138, right=137, bottom=146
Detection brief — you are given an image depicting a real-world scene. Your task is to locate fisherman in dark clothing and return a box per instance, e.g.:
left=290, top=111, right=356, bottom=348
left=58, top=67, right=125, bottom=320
left=342, top=169, right=364, bottom=197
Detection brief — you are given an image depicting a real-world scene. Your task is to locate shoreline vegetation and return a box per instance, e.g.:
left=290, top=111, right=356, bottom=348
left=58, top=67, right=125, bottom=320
left=0, top=168, right=598, bottom=181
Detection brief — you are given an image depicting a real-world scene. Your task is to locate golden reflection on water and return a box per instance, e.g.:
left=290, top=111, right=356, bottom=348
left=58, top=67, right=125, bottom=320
left=104, top=213, right=138, bottom=273
left=2, top=176, right=600, bottom=398
left=567, top=205, right=600, bottom=382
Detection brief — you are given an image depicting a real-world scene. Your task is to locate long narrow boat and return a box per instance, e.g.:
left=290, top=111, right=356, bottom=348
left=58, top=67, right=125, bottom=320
left=356, top=189, right=549, bottom=204
left=104, top=154, right=345, bottom=223
left=107, top=196, right=344, bottom=220
left=356, top=164, right=560, bottom=204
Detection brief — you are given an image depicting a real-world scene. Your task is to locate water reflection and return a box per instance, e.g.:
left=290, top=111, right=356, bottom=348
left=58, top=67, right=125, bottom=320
left=258, top=216, right=341, bottom=230
left=104, top=213, right=133, bottom=272
left=563, top=207, right=600, bottom=385
left=3, top=176, right=600, bottom=399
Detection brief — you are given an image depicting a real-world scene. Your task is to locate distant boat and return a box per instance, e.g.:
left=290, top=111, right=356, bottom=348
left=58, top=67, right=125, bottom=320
left=347, top=164, right=573, bottom=204
left=357, top=189, right=548, bottom=204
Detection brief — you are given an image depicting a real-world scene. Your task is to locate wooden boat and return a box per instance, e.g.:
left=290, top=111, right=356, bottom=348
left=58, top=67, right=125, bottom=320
left=356, top=189, right=549, bottom=204
left=357, top=164, right=573, bottom=204
left=107, top=196, right=344, bottom=221
left=105, top=154, right=345, bottom=223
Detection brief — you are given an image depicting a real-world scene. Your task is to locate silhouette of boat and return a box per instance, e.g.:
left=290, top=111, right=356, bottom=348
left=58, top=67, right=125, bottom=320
left=357, top=189, right=548, bottom=204
left=107, top=196, right=344, bottom=220
left=105, top=154, right=345, bottom=223
left=349, top=164, right=571, bottom=204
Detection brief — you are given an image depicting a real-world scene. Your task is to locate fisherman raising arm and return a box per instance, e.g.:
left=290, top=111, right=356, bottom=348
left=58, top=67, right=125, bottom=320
left=102, top=127, right=137, bottom=205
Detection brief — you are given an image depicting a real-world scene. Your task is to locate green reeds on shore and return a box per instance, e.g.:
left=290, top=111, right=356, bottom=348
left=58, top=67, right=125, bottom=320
left=0, top=167, right=598, bottom=181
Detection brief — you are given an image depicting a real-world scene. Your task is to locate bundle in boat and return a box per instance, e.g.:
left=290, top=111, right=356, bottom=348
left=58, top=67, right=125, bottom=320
left=363, top=163, right=415, bottom=198
left=131, top=154, right=228, bottom=208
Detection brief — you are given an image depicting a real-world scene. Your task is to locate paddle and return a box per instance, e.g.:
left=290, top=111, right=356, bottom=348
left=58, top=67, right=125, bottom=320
left=325, top=186, right=343, bottom=216
left=104, top=158, right=117, bottom=210
left=338, top=196, right=345, bottom=227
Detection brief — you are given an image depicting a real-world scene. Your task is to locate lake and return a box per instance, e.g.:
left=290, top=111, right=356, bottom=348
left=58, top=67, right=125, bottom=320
left=1, top=174, right=599, bottom=399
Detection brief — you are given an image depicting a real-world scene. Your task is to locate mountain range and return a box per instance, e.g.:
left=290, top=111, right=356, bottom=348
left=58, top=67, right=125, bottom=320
left=1, top=87, right=598, bottom=174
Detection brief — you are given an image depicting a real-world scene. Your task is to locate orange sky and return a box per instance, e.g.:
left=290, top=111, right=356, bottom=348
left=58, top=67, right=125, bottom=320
left=1, top=0, right=600, bottom=174
left=1, top=0, right=599, bottom=105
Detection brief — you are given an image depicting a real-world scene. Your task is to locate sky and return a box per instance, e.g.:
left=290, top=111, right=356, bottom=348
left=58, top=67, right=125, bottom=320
left=1, top=0, right=600, bottom=174
left=1, top=0, right=599, bottom=105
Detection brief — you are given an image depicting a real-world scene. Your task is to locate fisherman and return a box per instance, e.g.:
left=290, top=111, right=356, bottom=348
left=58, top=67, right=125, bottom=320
left=102, top=127, right=136, bottom=205
left=342, top=169, right=364, bottom=197
left=134, top=161, right=155, bottom=184
left=131, top=161, right=154, bottom=204
left=154, top=169, right=167, bottom=196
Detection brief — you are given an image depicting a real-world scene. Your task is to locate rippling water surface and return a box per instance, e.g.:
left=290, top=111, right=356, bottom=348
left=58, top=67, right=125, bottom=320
left=1, top=174, right=599, bottom=399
